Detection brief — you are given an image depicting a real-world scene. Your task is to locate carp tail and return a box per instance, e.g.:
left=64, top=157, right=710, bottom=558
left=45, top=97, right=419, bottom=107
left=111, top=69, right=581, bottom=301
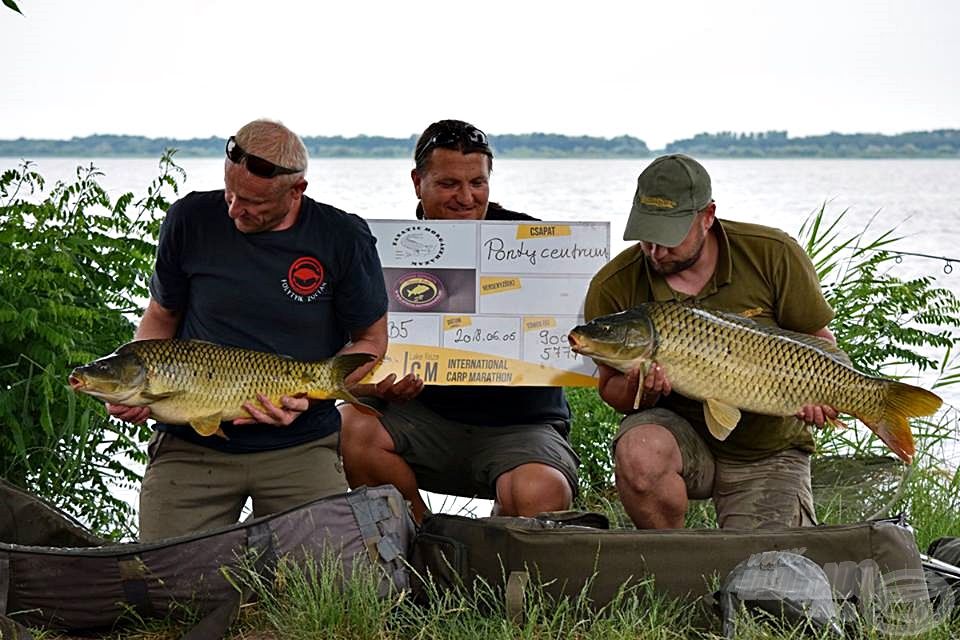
left=307, top=352, right=382, bottom=417
left=859, top=381, right=942, bottom=465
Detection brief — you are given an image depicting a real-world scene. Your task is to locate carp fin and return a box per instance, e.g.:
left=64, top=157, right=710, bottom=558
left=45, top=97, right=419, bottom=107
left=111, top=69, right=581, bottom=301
left=140, top=390, right=179, bottom=401
left=333, top=352, right=377, bottom=376
left=189, top=413, right=224, bottom=438
left=702, top=307, right=852, bottom=366
left=703, top=398, right=741, bottom=441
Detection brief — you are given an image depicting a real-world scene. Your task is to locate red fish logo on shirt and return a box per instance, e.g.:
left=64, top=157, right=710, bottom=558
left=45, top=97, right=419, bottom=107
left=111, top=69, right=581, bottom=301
left=287, top=257, right=325, bottom=296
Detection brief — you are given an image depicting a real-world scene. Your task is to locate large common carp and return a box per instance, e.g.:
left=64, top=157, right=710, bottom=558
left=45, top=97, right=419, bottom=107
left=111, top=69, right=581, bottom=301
left=69, top=339, right=378, bottom=438
left=568, top=301, right=942, bottom=464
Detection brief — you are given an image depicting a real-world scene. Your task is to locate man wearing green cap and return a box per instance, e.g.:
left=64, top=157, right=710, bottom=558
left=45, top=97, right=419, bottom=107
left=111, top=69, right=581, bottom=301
left=583, top=154, right=839, bottom=530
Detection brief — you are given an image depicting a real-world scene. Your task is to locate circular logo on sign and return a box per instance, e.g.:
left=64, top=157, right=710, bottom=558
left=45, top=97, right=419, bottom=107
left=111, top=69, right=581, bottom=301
left=394, top=272, right=443, bottom=309
left=287, top=256, right=325, bottom=296
left=392, top=226, right=445, bottom=266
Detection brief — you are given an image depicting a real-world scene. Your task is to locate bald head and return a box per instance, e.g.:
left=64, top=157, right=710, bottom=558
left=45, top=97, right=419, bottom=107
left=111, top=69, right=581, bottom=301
left=232, top=119, right=308, bottom=186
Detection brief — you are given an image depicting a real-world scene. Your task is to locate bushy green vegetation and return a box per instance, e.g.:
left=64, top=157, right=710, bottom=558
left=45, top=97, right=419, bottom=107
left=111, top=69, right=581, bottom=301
left=5, top=129, right=960, bottom=159
left=0, top=153, right=183, bottom=538
left=665, top=129, right=960, bottom=157
left=0, top=132, right=652, bottom=159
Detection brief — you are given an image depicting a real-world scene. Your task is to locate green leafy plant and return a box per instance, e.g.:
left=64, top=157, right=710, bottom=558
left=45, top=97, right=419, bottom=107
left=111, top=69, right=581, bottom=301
left=0, top=152, right=184, bottom=538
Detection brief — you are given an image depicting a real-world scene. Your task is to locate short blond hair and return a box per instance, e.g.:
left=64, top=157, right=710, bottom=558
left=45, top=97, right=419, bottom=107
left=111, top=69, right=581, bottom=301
left=234, top=119, right=308, bottom=178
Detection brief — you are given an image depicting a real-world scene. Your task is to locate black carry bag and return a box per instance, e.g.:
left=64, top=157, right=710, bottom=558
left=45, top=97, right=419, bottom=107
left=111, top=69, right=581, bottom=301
left=923, top=537, right=960, bottom=617
left=0, top=482, right=415, bottom=638
left=412, top=512, right=926, bottom=620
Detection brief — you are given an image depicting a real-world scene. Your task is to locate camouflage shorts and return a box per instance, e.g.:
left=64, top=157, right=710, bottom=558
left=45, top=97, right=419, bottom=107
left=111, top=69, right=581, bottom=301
left=615, top=408, right=817, bottom=529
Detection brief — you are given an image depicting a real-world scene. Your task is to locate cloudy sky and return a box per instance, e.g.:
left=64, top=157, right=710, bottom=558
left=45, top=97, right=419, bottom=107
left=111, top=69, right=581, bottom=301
left=2, top=0, right=958, bottom=148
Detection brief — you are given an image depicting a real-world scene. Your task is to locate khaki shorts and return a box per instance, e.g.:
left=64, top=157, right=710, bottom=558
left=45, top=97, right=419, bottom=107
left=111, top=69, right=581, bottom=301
left=614, top=408, right=817, bottom=529
left=380, top=399, right=579, bottom=500
left=139, top=431, right=346, bottom=541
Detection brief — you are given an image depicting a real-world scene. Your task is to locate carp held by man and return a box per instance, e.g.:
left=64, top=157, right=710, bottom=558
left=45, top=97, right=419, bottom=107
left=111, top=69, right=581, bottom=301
left=568, top=301, right=943, bottom=464
left=69, top=339, right=379, bottom=438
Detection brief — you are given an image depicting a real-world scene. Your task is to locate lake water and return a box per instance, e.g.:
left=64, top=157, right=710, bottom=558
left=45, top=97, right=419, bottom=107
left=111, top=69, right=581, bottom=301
left=5, top=157, right=960, bottom=519
left=6, top=156, right=960, bottom=272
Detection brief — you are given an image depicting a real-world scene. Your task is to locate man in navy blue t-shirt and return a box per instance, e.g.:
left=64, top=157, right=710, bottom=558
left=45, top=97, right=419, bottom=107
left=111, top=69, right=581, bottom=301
left=109, top=119, right=388, bottom=541
left=340, top=120, right=578, bottom=523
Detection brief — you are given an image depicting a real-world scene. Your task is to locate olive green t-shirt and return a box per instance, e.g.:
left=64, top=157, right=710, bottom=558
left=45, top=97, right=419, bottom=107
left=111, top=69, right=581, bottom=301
left=584, top=218, right=834, bottom=461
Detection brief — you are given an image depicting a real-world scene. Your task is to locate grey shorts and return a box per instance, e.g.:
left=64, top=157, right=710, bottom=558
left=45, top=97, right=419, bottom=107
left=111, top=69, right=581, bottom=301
left=614, top=408, right=817, bottom=529
left=380, top=399, right=579, bottom=500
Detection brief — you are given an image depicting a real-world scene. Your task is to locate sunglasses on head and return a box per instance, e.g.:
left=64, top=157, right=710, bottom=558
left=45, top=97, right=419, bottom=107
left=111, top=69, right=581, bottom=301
left=415, top=126, right=490, bottom=165
left=225, top=136, right=303, bottom=178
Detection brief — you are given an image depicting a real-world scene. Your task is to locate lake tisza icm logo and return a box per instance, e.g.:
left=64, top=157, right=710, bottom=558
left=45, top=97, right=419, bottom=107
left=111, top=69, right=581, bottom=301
left=394, top=272, right=443, bottom=309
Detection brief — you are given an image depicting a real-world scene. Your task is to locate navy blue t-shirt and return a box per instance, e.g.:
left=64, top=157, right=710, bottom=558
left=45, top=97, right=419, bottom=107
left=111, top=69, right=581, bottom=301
left=149, top=190, right=388, bottom=452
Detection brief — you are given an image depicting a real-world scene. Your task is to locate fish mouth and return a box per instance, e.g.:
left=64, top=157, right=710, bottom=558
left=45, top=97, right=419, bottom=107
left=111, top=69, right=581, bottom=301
left=567, top=333, right=593, bottom=356
left=68, top=374, right=85, bottom=390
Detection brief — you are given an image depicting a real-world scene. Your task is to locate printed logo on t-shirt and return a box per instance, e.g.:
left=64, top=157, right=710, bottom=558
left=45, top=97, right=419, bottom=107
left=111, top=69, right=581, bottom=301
left=281, top=256, right=328, bottom=302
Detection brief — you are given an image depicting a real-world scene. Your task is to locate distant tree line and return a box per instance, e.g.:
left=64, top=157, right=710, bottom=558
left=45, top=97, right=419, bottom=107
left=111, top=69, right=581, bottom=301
left=0, top=133, right=651, bottom=159
left=2, top=129, right=959, bottom=158
left=665, top=129, right=960, bottom=158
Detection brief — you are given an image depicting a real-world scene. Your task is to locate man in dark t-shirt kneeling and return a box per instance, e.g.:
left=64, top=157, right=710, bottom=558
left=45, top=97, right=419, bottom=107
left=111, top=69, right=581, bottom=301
left=108, top=119, right=388, bottom=541
left=340, top=120, right=579, bottom=523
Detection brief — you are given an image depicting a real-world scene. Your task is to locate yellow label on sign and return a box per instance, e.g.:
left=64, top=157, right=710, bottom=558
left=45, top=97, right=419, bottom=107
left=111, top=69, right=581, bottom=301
left=516, top=224, right=572, bottom=239
left=523, top=316, right=558, bottom=331
left=479, top=277, right=522, bottom=295
left=443, top=316, right=472, bottom=331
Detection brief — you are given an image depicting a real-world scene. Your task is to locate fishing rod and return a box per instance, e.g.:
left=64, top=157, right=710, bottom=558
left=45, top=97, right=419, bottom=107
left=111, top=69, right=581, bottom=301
left=865, top=249, right=960, bottom=274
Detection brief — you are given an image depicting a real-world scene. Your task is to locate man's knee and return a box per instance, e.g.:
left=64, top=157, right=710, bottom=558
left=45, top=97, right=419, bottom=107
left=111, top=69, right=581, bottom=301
left=496, top=463, right=573, bottom=515
left=613, top=423, right=683, bottom=493
left=339, top=406, right=394, bottom=453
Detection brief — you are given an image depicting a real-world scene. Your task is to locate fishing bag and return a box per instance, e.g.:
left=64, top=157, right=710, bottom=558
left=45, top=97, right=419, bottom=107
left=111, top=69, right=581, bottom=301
left=0, top=482, right=415, bottom=638
left=922, top=537, right=960, bottom=617
left=411, top=511, right=925, bottom=621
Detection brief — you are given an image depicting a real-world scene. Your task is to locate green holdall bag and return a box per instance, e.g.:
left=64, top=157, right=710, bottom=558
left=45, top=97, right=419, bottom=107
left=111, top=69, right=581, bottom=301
left=0, top=481, right=415, bottom=639
left=411, top=512, right=926, bottom=620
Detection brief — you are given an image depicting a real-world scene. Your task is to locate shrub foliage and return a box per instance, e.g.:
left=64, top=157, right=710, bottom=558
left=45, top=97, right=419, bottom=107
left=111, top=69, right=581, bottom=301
left=0, top=153, right=183, bottom=538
